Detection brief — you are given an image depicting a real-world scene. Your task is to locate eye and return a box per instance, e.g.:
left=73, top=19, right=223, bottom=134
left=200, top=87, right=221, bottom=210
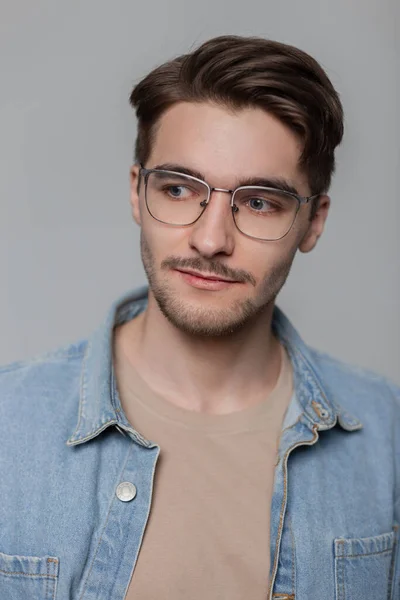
left=248, top=197, right=275, bottom=212
left=249, top=198, right=266, bottom=211
left=234, top=188, right=292, bottom=214
left=165, top=185, right=188, bottom=198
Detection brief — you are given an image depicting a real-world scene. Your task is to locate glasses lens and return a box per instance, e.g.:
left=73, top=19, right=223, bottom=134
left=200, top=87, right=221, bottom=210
left=232, top=187, right=299, bottom=240
left=145, top=171, right=209, bottom=225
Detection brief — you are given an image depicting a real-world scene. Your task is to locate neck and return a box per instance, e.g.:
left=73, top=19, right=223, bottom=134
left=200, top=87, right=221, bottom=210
left=114, top=292, right=282, bottom=415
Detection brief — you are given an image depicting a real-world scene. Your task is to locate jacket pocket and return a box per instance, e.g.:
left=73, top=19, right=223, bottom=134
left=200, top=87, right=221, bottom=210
left=0, top=550, right=59, bottom=600
left=334, top=529, right=395, bottom=600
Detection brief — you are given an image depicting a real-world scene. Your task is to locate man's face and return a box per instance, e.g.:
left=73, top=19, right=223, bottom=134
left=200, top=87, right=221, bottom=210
left=130, top=101, right=328, bottom=337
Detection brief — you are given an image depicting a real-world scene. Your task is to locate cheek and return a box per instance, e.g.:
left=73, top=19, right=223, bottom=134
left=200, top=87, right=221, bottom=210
left=140, top=209, right=190, bottom=261
left=241, top=237, right=298, bottom=281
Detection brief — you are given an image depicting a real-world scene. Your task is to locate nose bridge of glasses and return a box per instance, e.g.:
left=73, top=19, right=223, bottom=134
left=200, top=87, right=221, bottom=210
left=207, top=186, right=235, bottom=205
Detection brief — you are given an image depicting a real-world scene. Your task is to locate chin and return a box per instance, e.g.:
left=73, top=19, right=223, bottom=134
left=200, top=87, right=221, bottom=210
left=155, top=289, right=263, bottom=338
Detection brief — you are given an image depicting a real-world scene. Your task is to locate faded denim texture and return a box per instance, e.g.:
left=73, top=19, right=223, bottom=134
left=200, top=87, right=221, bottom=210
left=0, top=285, right=399, bottom=599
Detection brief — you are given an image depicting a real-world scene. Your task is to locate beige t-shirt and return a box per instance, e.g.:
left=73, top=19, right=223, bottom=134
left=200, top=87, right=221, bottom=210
left=114, top=340, right=294, bottom=600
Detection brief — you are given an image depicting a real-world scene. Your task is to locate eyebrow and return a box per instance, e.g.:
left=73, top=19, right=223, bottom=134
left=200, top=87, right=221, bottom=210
left=151, top=162, right=301, bottom=196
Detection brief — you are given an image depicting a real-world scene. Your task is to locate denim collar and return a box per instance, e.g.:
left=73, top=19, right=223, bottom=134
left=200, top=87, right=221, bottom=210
left=67, top=285, right=362, bottom=447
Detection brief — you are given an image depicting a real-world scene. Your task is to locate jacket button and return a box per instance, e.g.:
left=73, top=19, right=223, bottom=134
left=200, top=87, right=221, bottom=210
left=319, top=407, right=330, bottom=419
left=116, top=482, right=137, bottom=502
left=313, top=402, right=330, bottom=420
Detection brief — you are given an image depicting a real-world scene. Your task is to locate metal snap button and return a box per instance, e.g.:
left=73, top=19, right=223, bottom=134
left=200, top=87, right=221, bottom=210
left=319, top=407, right=330, bottom=419
left=116, top=482, right=137, bottom=502
left=313, top=401, right=330, bottom=420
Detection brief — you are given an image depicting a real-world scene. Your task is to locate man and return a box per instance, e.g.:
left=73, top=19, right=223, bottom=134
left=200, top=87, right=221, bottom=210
left=0, top=35, right=398, bottom=600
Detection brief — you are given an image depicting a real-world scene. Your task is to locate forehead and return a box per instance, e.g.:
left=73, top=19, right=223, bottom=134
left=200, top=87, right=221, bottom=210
left=148, top=101, right=308, bottom=192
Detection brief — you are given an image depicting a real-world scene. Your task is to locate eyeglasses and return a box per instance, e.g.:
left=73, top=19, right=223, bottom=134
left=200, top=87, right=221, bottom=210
left=139, top=165, right=319, bottom=241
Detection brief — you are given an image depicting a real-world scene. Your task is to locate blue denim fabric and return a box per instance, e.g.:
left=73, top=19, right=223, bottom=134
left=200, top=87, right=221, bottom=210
left=0, top=285, right=399, bottom=599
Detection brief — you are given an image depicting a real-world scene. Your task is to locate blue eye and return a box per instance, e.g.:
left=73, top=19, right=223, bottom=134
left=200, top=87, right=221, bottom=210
left=249, top=198, right=266, bottom=211
left=248, top=197, right=277, bottom=212
left=168, top=186, right=185, bottom=197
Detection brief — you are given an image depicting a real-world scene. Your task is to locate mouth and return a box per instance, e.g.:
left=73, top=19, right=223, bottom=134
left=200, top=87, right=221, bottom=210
left=176, top=269, right=237, bottom=283
left=175, top=268, right=241, bottom=291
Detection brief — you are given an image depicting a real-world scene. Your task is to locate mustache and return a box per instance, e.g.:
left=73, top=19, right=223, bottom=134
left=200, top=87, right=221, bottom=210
left=161, top=256, right=256, bottom=287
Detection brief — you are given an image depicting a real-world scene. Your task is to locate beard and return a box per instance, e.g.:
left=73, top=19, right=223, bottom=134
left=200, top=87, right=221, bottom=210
left=140, top=232, right=295, bottom=338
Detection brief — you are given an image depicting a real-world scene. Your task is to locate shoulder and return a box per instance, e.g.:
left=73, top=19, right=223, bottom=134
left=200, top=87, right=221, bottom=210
left=0, top=339, right=89, bottom=454
left=308, top=346, right=400, bottom=416
left=0, top=339, right=87, bottom=405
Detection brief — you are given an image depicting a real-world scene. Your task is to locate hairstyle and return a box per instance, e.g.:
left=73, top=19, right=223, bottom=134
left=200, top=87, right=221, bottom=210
left=129, top=35, right=344, bottom=198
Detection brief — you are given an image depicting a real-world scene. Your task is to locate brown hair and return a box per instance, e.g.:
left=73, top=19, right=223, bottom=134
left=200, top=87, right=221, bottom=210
left=129, top=35, right=344, bottom=196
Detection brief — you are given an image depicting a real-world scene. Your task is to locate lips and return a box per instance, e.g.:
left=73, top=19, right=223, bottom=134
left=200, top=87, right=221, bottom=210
left=176, top=269, right=236, bottom=283
left=175, top=269, right=240, bottom=291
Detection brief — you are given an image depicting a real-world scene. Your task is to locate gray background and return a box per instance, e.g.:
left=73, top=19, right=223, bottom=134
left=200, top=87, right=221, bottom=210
left=1, top=0, right=399, bottom=383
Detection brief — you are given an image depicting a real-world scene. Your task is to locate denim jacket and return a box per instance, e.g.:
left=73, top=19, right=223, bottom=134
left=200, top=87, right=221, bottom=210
left=0, top=285, right=399, bottom=600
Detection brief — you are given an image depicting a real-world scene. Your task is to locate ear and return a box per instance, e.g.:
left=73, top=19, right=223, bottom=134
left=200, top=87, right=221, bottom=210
left=130, top=164, right=142, bottom=226
left=298, top=194, right=330, bottom=253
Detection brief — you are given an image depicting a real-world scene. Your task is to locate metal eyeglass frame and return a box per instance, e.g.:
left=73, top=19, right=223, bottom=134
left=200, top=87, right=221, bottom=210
left=139, top=164, right=320, bottom=241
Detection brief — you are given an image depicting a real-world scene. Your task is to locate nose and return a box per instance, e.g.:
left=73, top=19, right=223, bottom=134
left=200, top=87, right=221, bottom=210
left=188, top=189, right=236, bottom=258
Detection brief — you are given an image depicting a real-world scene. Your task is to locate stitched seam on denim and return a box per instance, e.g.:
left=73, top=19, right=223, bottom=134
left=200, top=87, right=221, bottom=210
left=69, top=340, right=91, bottom=440
left=72, top=420, right=117, bottom=442
left=0, top=570, right=57, bottom=577
left=287, top=343, right=332, bottom=412
left=45, top=557, right=49, bottom=599
left=336, top=542, right=346, bottom=600
left=288, top=513, right=296, bottom=595
left=341, top=551, right=345, bottom=600
left=388, top=525, right=399, bottom=600
left=51, top=559, right=57, bottom=600
left=266, top=425, right=319, bottom=599
left=77, top=442, right=134, bottom=600
left=338, top=549, right=393, bottom=559
left=47, top=557, right=58, bottom=600
left=110, top=363, right=120, bottom=413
